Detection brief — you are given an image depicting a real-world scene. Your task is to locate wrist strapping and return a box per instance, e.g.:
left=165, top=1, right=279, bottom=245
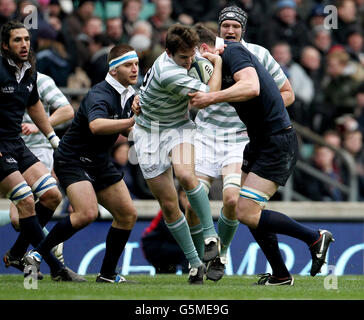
left=47, top=131, right=60, bottom=148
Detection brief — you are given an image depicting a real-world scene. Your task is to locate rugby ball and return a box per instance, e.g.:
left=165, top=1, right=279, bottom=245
left=188, top=56, right=213, bottom=84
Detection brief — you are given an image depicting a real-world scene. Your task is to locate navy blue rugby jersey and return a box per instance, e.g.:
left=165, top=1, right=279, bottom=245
left=58, top=80, right=134, bottom=164
left=0, top=57, right=39, bottom=140
left=221, top=41, right=291, bottom=141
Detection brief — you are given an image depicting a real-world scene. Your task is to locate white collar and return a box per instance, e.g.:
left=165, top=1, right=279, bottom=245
left=164, top=51, right=177, bottom=65
left=7, top=59, right=32, bottom=83
left=240, top=39, right=248, bottom=47
left=105, top=72, right=135, bottom=96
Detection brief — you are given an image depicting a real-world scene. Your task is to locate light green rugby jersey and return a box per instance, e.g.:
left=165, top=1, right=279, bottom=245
left=195, top=40, right=287, bottom=143
left=22, top=72, right=70, bottom=149
left=136, top=52, right=209, bottom=131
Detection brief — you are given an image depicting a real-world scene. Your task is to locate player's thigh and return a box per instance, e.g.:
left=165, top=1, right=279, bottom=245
left=221, top=162, right=242, bottom=178
left=243, top=172, right=278, bottom=199
left=66, top=180, right=98, bottom=217
left=171, top=142, right=195, bottom=170
left=194, top=133, right=221, bottom=179
left=22, top=161, right=51, bottom=186
left=171, top=143, right=198, bottom=187
left=146, top=168, right=180, bottom=222
left=0, top=171, right=27, bottom=195
left=0, top=141, right=33, bottom=193
left=146, top=168, right=177, bottom=201
left=96, top=179, right=137, bottom=220
left=0, top=171, right=35, bottom=218
left=22, top=161, right=61, bottom=207
left=222, top=162, right=242, bottom=194
left=237, top=172, right=278, bottom=216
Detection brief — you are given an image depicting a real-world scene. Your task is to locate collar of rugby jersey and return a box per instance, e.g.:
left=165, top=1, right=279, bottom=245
left=105, top=72, right=135, bottom=110
left=7, top=59, right=32, bottom=83
left=240, top=39, right=248, bottom=47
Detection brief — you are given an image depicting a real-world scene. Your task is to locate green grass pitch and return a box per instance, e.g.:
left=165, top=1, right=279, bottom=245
left=0, top=274, right=363, bottom=300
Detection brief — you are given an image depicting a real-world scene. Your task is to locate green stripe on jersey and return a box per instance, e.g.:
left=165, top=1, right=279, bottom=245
left=195, top=41, right=287, bottom=141
left=136, top=52, right=209, bottom=130
left=245, top=42, right=287, bottom=88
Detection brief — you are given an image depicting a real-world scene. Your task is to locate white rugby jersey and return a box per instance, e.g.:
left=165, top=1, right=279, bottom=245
left=136, top=51, right=209, bottom=130
left=195, top=39, right=287, bottom=143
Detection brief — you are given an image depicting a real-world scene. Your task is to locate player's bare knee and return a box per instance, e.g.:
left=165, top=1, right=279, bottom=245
left=236, top=212, right=256, bottom=228
left=31, top=173, right=60, bottom=209
left=38, top=188, right=62, bottom=210
left=78, top=208, right=99, bottom=226
left=223, top=195, right=238, bottom=217
left=113, top=208, right=137, bottom=229
left=175, top=171, right=194, bottom=190
left=126, top=207, right=138, bottom=224
left=16, top=196, right=36, bottom=218
left=160, top=200, right=177, bottom=216
left=235, top=200, right=255, bottom=227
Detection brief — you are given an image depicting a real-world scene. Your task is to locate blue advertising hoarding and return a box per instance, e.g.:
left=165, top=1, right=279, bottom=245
left=0, top=220, right=363, bottom=275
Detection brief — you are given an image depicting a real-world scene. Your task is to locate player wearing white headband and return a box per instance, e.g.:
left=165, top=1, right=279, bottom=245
left=108, top=50, right=139, bottom=71
left=23, top=44, right=139, bottom=284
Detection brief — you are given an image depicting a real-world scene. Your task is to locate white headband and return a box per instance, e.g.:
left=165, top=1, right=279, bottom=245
left=109, top=51, right=138, bottom=71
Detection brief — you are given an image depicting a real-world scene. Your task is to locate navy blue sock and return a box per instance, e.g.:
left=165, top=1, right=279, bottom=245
left=17, top=215, right=63, bottom=272
left=35, top=202, right=54, bottom=226
left=99, top=227, right=131, bottom=277
left=258, top=210, right=319, bottom=246
left=18, top=215, right=45, bottom=248
left=10, top=203, right=55, bottom=258
left=37, top=215, right=78, bottom=256
left=249, top=228, right=290, bottom=278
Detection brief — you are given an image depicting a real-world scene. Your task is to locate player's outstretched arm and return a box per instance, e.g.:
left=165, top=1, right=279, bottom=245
left=189, top=66, right=259, bottom=108
left=217, top=67, right=260, bottom=103
left=89, top=117, right=135, bottom=135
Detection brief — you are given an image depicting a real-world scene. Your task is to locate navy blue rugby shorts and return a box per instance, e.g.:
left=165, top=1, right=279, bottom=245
left=53, top=149, right=123, bottom=193
left=0, top=138, right=39, bottom=182
left=242, top=128, right=298, bottom=186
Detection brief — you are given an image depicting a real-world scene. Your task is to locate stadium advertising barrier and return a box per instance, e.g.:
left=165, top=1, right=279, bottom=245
left=0, top=219, right=363, bottom=276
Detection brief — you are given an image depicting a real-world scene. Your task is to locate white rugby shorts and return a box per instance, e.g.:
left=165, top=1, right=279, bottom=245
left=133, top=121, right=195, bottom=179
left=194, top=131, right=248, bottom=178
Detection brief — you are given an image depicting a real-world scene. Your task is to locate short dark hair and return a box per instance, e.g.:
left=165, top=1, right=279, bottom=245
left=194, top=23, right=216, bottom=47
left=165, top=24, right=199, bottom=55
left=108, top=43, right=135, bottom=63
